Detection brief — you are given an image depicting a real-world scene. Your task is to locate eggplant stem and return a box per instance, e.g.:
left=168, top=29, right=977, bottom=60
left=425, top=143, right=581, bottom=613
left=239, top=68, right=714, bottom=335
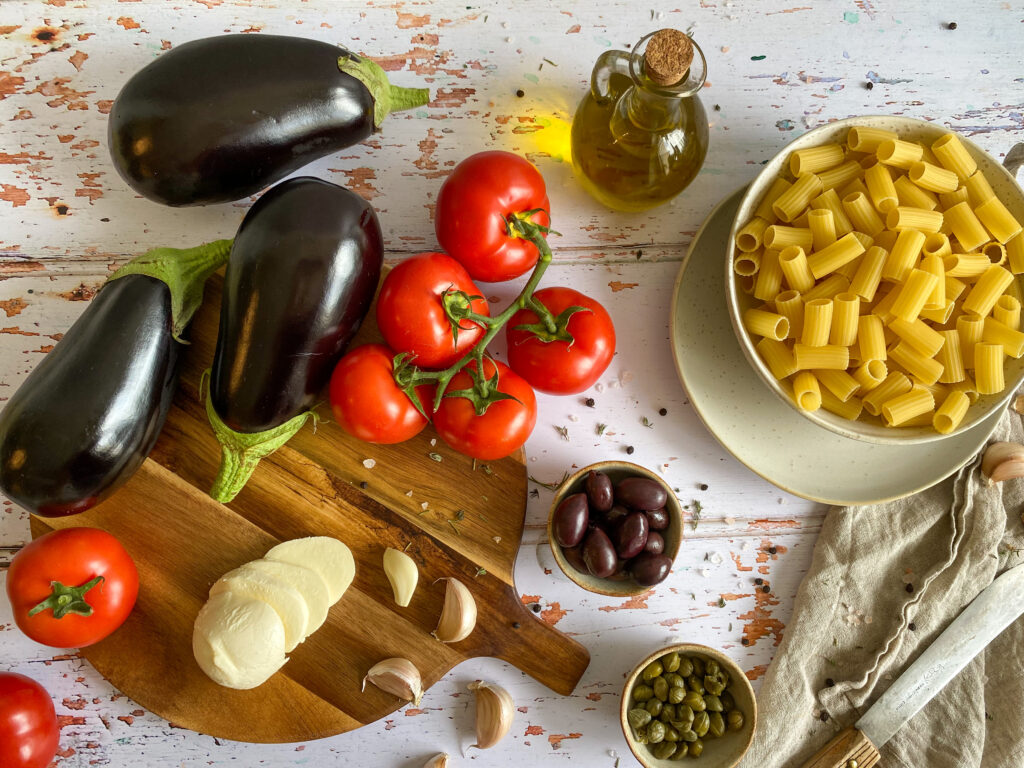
left=203, top=371, right=317, bottom=503
left=337, top=54, right=430, bottom=129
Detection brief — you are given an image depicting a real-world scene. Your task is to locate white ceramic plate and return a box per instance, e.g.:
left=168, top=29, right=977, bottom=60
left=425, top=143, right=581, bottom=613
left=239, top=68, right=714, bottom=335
left=670, top=188, right=1003, bottom=505
left=724, top=116, right=1024, bottom=444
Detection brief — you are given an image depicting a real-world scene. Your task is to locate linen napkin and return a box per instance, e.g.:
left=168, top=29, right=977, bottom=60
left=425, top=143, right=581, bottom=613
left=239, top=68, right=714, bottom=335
left=739, top=408, right=1024, bottom=768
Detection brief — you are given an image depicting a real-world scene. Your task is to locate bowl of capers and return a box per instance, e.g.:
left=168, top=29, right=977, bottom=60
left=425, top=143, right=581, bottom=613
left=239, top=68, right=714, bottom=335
left=620, top=644, right=756, bottom=767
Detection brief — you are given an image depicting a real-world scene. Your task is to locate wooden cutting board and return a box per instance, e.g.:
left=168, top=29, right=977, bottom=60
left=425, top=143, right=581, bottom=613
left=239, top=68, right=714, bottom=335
left=30, top=272, right=590, bottom=744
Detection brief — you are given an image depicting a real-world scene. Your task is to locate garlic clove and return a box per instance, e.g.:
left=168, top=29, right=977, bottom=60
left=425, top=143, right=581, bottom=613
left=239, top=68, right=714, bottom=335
left=383, top=547, right=418, bottom=607
left=468, top=680, right=513, bottom=749
left=1014, top=395, right=1024, bottom=415
left=981, top=441, right=1024, bottom=485
left=432, top=578, right=477, bottom=643
left=362, top=657, right=423, bottom=706
left=422, top=754, right=449, bottom=768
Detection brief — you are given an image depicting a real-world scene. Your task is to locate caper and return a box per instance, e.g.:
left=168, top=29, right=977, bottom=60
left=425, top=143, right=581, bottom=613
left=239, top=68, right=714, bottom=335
left=627, top=708, right=652, bottom=730
left=665, top=672, right=685, bottom=689
left=704, top=694, right=723, bottom=712
left=662, top=651, right=681, bottom=673
left=675, top=704, right=695, bottom=724
left=645, top=698, right=663, bottom=717
left=720, top=691, right=735, bottom=712
left=659, top=703, right=676, bottom=722
left=653, top=676, right=669, bottom=702
left=663, top=724, right=680, bottom=742
left=705, top=660, right=720, bottom=677
left=643, top=660, right=664, bottom=681
left=633, top=684, right=655, bottom=702
left=687, top=674, right=705, bottom=694
left=668, top=686, right=686, bottom=705
left=652, top=741, right=677, bottom=760
left=693, top=710, right=710, bottom=738
left=720, top=669, right=730, bottom=687
left=680, top=728, right=698, bottom=742
left=648, top=720, right=666, bottom=744
left=703, top=676, right=725, bottom=696
left=677, top=658, right=694, bottom=677
left=682, top=691, right=706, bottom=712
left=689, top=738, right=704, bottom=758
left=708, top=712, right=725, bottom=739
left=727, top=709, right=745, bottom=731
left=636, top=728, right=649, bottom=745
left=691, top=656, right=706, bottom=676
left=669, top=742, right=689, bottom=760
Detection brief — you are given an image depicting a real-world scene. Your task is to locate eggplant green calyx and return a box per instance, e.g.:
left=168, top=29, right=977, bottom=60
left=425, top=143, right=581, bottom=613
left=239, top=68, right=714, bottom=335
left=444, top=358, right=521, bottom=417
left=338, top=53, right=430, bottom=129
left=203, top=372, right=318, bottom=503
left=109, top=239, right=233, bottom=342
left=514, top=303, right=591, bottom=344
left=29, top=575, right=104, bottom=619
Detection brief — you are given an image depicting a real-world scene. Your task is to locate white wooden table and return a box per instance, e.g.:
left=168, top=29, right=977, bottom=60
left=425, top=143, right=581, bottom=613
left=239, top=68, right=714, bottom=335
left=1, top=1, right=1020, bottom=765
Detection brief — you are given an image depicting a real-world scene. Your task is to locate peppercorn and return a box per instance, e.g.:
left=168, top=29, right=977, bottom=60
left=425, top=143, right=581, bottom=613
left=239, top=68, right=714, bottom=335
left=532, top=603, right=541, bottom=613
left=516, top=88, right=525, bottom=97
left=626, top=446, right=635, bottom=455
left=513, top=622, right=521, bottom=629
left=820, top=711, right=830, bottom=722
left=585, top=397, right=596, bottom=407
left=659, top=407, right=668, bottom=416
left=699, top=483, right=708, bottom=491
left=359, top=481, right=368, bottom=489
left=761, top=584, right=770, bottom=594
left=754, top=577, right=763, bottom=585
left=768, top=546, right=777, bottom=555
left=909, top=622, right=917, bottom=631
left=865, top=81, right=874, bottom=90
left=741, top=638, right=749, bottom=646
left=825, top=678, right=835, bottom=688
left=906, top=583, right=914, bottom=593
left=947, top=21, right=958, bottom=29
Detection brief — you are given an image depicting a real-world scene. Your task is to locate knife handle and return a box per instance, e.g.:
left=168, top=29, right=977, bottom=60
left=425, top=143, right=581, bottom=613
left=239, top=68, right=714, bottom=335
left=796, top=726, right=881, bottom=768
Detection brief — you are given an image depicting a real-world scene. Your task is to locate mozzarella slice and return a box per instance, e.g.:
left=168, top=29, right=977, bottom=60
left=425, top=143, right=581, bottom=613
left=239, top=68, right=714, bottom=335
left=265, top=537, right=355, bottom=604
left=193, top=591, right=287, bottom=689
left=246, top=558, right=331, bottom=637
left=210, top=565, right=311, bottom=652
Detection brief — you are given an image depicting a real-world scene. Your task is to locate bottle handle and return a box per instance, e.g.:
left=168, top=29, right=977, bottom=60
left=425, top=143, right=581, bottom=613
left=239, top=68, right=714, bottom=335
left=591, top=49, right=633, bottom=104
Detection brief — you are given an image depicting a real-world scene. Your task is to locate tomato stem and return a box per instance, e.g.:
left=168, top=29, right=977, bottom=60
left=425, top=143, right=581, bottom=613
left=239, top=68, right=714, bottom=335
left=28, top=575, right=104, bottom=619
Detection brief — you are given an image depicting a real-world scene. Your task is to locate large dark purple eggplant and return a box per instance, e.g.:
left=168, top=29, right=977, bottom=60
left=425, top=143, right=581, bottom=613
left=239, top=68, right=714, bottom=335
left=0, top=241, right=231, bottom=516
left=206, top=177, right=382, bottom=502
left=108, top=34, right=428, bottom=207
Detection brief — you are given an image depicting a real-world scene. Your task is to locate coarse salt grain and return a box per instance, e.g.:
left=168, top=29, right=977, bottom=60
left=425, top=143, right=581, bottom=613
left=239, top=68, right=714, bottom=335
left=568, top=414, right=579, bottom=422
left=362, top=459, right=376, bottom=469
left=405, top=490, right=414, bottom=497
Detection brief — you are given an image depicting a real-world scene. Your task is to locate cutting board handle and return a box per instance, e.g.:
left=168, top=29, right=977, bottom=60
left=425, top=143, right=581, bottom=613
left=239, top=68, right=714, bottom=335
left=487, top=587, right=590, bottom=696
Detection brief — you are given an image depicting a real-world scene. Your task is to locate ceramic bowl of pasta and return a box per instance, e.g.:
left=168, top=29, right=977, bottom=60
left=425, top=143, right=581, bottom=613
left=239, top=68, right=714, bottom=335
left=726, top=115, right=1024, bottom=443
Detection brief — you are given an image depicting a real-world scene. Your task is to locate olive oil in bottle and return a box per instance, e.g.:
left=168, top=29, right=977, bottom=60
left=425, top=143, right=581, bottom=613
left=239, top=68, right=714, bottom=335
left=571, top=29, right=710, bottom=212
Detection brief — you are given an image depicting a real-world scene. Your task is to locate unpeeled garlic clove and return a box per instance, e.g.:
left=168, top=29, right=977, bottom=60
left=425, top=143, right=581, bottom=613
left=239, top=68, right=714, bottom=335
left=981, top=441, right=1024, bottom=485
left=362, top=657, right=423, bottom=706
left=432, top=578, right=477, bottom=643
left=383, top=547, right=418, bottom=607
left=468, top=680, right=513, bottom=749
left=423, top=754, right=449, bottom=768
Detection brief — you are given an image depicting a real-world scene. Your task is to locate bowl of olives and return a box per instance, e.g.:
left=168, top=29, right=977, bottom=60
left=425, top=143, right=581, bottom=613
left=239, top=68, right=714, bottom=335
left=548, top=461, right=682, bottom=596
left=620, top=644, right=756, bottom=767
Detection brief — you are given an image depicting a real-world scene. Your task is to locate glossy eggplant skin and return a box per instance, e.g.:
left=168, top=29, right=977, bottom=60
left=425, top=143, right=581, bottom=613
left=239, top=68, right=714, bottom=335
left=211, top=177, right=382, bottom=433
left=0, top=276, right=181, bottom=517
left=108, top=35, right=375, bottom=206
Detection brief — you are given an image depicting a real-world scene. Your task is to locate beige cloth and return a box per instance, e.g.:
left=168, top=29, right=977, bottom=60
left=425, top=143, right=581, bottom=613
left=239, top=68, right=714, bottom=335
left=741, top=410, right=1024, bottom=768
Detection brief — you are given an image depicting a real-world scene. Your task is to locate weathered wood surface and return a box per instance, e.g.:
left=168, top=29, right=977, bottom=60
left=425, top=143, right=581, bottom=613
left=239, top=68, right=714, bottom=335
left=0, top=0, right=1021, bottom=765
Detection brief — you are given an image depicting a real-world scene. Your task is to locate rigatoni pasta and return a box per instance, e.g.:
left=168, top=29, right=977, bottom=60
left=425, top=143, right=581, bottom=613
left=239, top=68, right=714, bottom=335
left=735, top=124, right=1023, bottom=434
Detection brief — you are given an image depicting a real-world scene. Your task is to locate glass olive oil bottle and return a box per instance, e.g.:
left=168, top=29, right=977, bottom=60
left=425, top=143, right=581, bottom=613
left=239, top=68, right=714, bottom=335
left=571, top=29, right=709, bottom=212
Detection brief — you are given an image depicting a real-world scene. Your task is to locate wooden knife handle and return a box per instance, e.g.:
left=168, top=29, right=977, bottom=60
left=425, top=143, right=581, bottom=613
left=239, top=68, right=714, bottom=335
left=797, top=726, right=881, bottom=768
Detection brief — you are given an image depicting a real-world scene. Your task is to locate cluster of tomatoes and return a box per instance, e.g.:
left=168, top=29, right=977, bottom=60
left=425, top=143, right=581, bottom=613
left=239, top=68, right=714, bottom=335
left=329, top=151, right=616, bottom=460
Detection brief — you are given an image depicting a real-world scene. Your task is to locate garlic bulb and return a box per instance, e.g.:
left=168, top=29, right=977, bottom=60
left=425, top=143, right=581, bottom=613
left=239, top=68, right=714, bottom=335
left=362, top=657, right=423, bottom=706
left=433, top=578, right=477, bottom=643
left=383, top=547, right=418, bottom=607
left=982, top=441, right=1024, bottom=485
left=468, top=680, right=513, bottom=749
left=422, top=754, right=449, bottom=768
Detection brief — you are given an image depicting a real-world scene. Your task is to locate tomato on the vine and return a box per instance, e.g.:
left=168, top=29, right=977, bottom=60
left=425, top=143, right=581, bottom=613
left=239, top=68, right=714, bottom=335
left=329, top=344, right=434, bottom=444
left=434, top=359, right=537, bottom=460
left=6, top=527, right=139, bottom=649
left=435, top=151, right=551, bottom=283
left=0, top=673, right=59, bottom=768
left=376, top=252, right=490, bottom=369
left=506, top=287, right=616, bottom=395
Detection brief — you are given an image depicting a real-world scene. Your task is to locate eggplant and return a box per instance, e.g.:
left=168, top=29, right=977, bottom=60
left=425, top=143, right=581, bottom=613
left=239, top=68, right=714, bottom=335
left=0, top=241, right=231, bottom=516
left=108, top=34, right=429, bottom=207
left=206, top=177, right=382, bottom=502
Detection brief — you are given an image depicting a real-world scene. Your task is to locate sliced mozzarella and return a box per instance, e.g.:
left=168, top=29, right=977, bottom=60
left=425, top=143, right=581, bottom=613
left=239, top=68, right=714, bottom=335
left=265, top=536, right=355, bottom=604
left=246, top=558, right=331, bottom=637
left=193, top=591, right=287, bottom=689
left=210, top=565, right=311, bottom=652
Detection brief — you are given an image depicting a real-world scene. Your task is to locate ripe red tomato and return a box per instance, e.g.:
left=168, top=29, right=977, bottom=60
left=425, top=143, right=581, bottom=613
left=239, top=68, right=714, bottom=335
left=377, top=253, right=490, bottom=369
left=0, top=672, right=59, bottom=768
left=434, top=359, right=537, bottom=460
left=329, top=344, right=434, bottom=444
left=435, top=151, right=551, bottom=283
left=506, top=287, right=616, bottom=394
left=6, top=527, right=139, bottom=648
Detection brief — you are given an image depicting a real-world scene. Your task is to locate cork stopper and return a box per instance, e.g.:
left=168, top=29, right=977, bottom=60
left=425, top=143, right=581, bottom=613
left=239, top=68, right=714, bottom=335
left=643, top=29, right=694, bottom=86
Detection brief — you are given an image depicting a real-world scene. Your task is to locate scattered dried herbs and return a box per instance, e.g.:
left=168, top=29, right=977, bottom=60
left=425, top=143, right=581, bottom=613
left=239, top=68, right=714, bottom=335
left=691, top=499, right=703, bottom=530
left=596, top=422, right=607, bottom=436
left=428, top=452, right=443, bottom=462
left=529, top=471, right=570, bottom=491
left=555, top=425, right=569, bottom=441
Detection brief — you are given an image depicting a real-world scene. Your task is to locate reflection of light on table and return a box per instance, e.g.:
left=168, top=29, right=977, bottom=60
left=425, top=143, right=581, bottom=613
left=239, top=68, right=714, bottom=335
left=520, top=113, right=573, bottom=164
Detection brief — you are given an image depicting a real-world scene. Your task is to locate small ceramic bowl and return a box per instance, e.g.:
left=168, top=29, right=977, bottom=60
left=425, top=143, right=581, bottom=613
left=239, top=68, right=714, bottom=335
left=725, top=115, right=1024, bottom=444
left=620, top=643, right=757, bottom=768
left=547, top=461, right=682, bottom=597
